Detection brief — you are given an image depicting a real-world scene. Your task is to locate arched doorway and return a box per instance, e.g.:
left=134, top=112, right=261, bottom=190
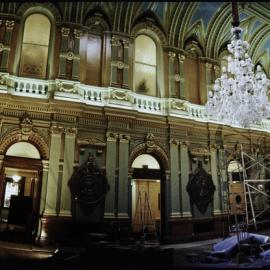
left=131, top=154, right=162, bottom=239
left=0, top=142, right=43, bottom=242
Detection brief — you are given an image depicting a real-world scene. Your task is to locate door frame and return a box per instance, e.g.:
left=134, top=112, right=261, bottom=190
left=0, top=156, right=43, bottom=236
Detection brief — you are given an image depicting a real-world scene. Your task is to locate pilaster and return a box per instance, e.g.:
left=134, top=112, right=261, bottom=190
left=210, top=145, right=222, bottom=215
left=180, top=141, right=192, bottom=217
left=118, top=134, right=130, bottom=218
left=44, top=125, right=63, bottom=216
left=104, top=132, right=118, bottom=217
left=59, top=127, right=77, bottom=217
left=169, top=139, right=181, bottom=217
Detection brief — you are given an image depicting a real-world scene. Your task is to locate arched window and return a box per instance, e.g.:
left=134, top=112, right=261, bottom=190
left=19, top=13, right=51, bottom=79
left=134, top=35, right=157, bottom=96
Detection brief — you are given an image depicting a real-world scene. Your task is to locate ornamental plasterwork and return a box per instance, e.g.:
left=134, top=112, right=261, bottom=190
left=174, top=74, right=181, bottom=82
left=145, top=132, right=156, bottom=153
left=19, top=112, right=33, bottom=135
left=50, top=124, right=64, bottom=135
left=5, top=20, right=14, bottom=31
left=110, top=89, right=130, bottom=101
left=171, top=100, right=186, bottom=111
left=0, top=124, right=18, bottom=140
left=56, top=80, right=78, bottom=93
left=190, top=147, right=210, bottom=156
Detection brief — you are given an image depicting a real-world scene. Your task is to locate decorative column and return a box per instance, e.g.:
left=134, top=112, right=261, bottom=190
left=122, top=39, right=129, bottom=88
left=210, top=145, right=222, bottom=215
left=178, top=54, right=186, bottom=100
left=205, top=62, right=213, bottom=102
left=72, top=29, right=82, bottom=80
left=169, top=138, right=181, bottom=217
left=44, top=125, right=63, bottom=216
left=105, top=132, right=118, bottom=217
left=168, top=51, right=176, bottom=98
left=118, top=134, right=130, bottom=218
left=180, top=141, right=192, bottom=217
left=218, top=148, right=228, bottom=213
left=39, top=160, right=49, bottom=215
left=58, top=27, right=70, bottom=78
left=0, top=20, right=14, bottom=71
left=59, top=127, right=77, bottom=216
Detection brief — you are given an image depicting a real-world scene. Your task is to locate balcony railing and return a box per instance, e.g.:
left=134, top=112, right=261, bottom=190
left=2, top=73, right=270, bottom=132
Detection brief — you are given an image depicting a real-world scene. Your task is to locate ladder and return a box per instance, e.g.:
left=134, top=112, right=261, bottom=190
left=133, top=191, right=159, bottom=245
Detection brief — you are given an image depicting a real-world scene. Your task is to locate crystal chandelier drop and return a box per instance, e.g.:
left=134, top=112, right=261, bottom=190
left=205, top=4, right=270, bottom=128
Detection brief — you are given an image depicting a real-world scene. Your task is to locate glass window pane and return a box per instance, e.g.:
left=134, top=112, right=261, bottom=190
left=134, top=62, right=156, bottom=96
left=4, top=182, right=19, bottom=208
left=135, top=35, right=156, bottom=65
left=23, top=14, right=51, bottom=46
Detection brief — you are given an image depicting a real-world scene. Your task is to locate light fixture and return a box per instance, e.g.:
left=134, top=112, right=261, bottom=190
left=205, top=2, right=270, bottom=128
left=12, top=175, right=21, bottom=182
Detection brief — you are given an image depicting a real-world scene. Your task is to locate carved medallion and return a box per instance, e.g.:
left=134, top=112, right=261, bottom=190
left=186, top=161, right=215, bottom=214
left=69, top=152, right=109, bottom=215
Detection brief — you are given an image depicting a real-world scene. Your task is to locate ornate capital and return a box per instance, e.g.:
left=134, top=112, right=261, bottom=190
left=51, top=124, right=64, bottom=135
left=178, top=54, right=186, bottom=62
left=65, top=127, right=77, bottom=136
left=74, top=29, right=83, bottom=38
left=213, top=65, right=220, bottom=74
left=106, top=132, right=118, bottom=142
left=169, top=138, right=179, bottom=145
left=119, top=134, right=130, bottom=142
left=168, top=51, right=176, bottom=59
left=205, top=63, right=212, bottom=69
left=5, top=20, right=14, bottom=31
left=180, top=140, right=190, bottom=146
left=61, top=27, right=70, bottom=37
left=122, top=39, right=129, bottom=48
left=111, top=36, right=121, bottom=47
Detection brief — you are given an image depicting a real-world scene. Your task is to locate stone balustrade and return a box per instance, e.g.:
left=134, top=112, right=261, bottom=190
left=2, top=72, right=270, bottom=132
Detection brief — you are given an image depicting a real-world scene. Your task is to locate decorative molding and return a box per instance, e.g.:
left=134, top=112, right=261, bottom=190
left=50, top=124, right=64, bottom=135
left=116, top=61, right=124, bottom=70
left=106, top=132, right=118, bottom=142
left=169, top=138, right=179, bottom=145
left=66, top=51, right=74, bottom=61
left=19, top=112, right=33, bottom=135
left=190, top=147, right=210, bottom=156
left=65, top=127, right=77, bottom=135
left=5, top=20, right=14, bottom=31
left=171, top=100, right=186, bottom=111
left=74, top=29, right=83, bottom=39
left=61, top=27, right=70, bottom=37
left=168, top=51, right=176, bottom=59
left=174, top=74, right=181, bottom=82
left=111, top=36, right=121, bottom=46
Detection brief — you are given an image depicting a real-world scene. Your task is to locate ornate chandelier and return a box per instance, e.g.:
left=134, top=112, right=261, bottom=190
left=205, top=3, right=270, bottom=128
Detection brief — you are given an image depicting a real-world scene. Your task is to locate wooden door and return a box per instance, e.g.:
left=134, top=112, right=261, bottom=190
left=132, top=179, right=160, bottom=232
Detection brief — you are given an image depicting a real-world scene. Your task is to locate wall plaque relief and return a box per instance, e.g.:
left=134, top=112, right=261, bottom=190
left=69, top=152, right=109, bottom=215
left=186, top=161, right=215, bottom=214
